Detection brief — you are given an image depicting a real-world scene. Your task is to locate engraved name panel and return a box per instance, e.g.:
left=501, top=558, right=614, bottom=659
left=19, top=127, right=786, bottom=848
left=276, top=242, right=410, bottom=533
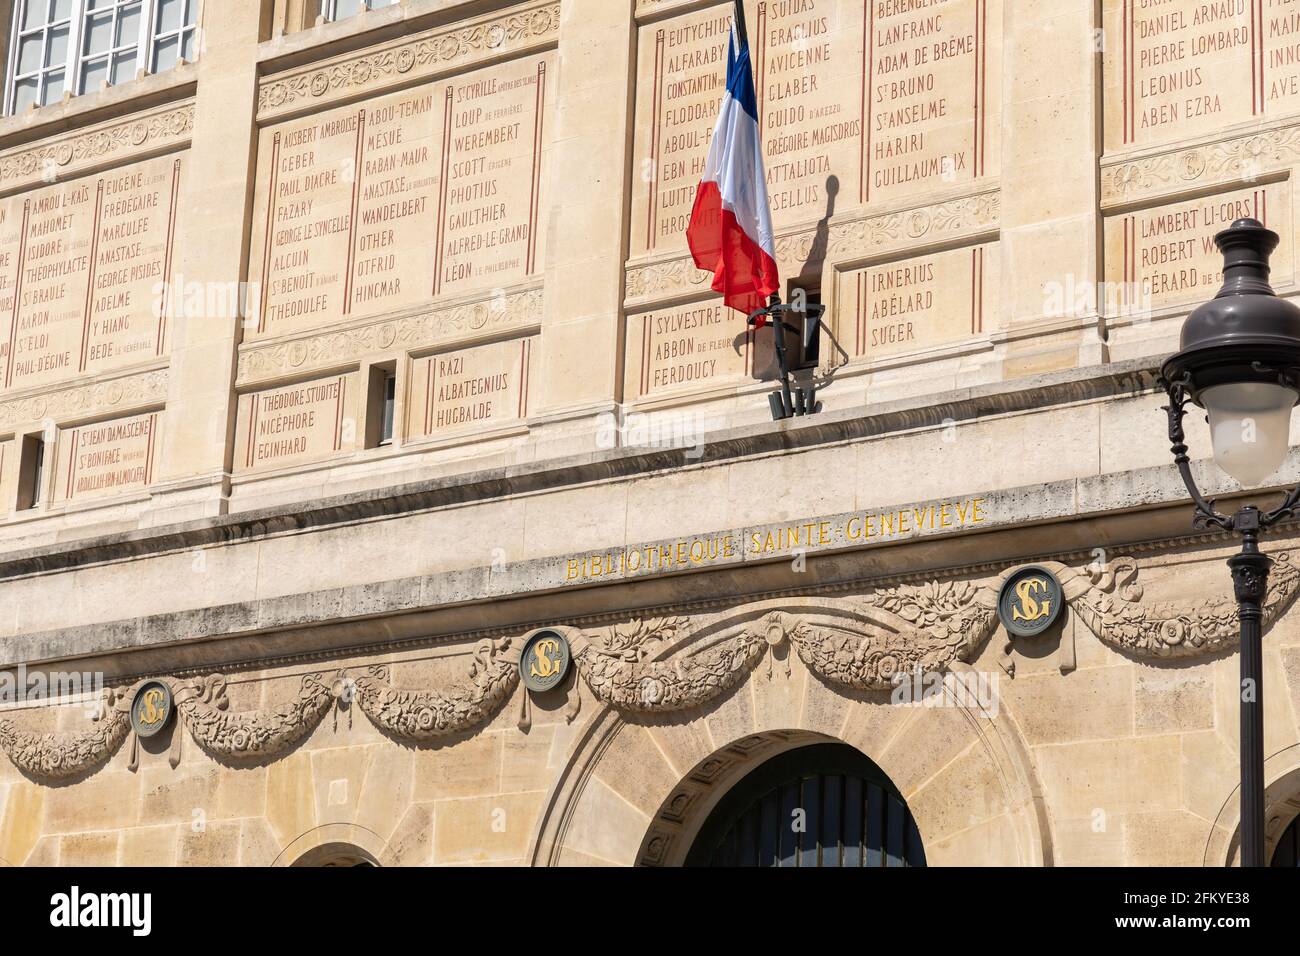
left=248, top=53, right=554, bottom=339
left=1103, top=181, right=1291, bottom=312
left=633, top=0, right=1000, bottom=258
left=1105, top=0, right=1300, bottom=152
left=628, top=301, right=761, bottom=399
left=0, top=153, right=182, bottom=392
left=407, top=337, right=534, bottom=439
left=235, top=373, right=357, bottom=473
left=839, top=241, right=998, bottom=360
left=53, top=411, right=160, bottom=503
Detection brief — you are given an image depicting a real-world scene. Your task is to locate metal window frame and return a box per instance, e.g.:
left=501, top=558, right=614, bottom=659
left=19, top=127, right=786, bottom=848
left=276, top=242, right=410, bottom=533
left=6, top=0, right=77, bottom=113
left=76, top=0, right=151, bottom=98
left=149, top=0, right=197, bottom=73
left=322, top=0, right=395, bottom=23
left=4, top=0, right=200, bottom=115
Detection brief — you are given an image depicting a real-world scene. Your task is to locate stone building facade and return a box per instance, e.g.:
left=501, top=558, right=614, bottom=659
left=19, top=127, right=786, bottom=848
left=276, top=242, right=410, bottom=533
left=0, top=0, right=1299, bottom=867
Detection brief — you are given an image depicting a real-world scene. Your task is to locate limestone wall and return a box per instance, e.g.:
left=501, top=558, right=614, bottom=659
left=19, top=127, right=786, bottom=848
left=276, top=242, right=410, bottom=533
left=0, top=0, right=1289, bottom=538
left=3, top=535, right=1300, bottom=866
left=1, top=0, right=1300, bottom=866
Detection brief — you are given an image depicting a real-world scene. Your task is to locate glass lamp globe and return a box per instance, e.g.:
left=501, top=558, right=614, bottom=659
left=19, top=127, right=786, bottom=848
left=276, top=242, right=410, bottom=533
left=1201, top=381, right=1296, bottom=487
left=1162, top=217, right=1300, bottom=491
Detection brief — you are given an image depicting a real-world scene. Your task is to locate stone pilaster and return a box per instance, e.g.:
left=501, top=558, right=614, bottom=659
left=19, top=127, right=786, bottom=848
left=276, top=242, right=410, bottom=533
left=997, top=1, right=1105, bottom=378
left=527, top=0, right=635, bottom=456
left=149, top=3, right=271, bottom=523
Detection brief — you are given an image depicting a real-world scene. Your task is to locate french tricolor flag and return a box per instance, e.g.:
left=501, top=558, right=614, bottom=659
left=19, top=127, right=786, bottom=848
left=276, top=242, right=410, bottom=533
left=686, top=16, right=780, bottom=316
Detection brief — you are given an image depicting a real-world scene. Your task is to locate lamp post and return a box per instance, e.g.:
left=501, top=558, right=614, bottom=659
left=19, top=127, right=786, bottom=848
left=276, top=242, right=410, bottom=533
left=1159, top=217, right=1300, bottom=867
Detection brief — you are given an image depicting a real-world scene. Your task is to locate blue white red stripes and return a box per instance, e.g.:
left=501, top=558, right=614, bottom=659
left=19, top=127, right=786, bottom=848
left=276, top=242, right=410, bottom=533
left=686, top=25, right=779, bottom=316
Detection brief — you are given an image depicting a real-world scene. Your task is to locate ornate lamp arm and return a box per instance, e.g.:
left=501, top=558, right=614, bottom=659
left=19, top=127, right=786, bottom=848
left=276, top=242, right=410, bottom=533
left=1162, top=372, right=1300, bottom=531
left=1262, top=481, right=1300, bottom=527
left=1160, top=373, right=1235, bottom=532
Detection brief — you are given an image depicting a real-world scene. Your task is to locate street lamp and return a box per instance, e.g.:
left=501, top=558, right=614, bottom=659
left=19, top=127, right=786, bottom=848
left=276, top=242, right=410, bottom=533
left=1159, top=217, right=1300, bottom=867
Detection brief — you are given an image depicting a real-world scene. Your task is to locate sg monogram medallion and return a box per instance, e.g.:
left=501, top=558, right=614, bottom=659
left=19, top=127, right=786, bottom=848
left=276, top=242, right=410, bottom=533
left=998, top=566, right=1065, bottom=638
left=520, top=630, right=571, bottom=693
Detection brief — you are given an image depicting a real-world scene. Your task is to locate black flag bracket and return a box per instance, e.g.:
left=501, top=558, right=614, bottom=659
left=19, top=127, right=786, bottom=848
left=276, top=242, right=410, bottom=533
left=747, top=293, right=825, bottom=421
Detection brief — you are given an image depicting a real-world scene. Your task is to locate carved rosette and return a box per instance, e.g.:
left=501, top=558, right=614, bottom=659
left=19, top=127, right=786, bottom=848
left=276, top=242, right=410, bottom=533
left=352, top=638, right=517, bottom=740
left=0, top=689, right=130, bottom=780
left=1068, top=552, right=1300, bottom=658
left=175, top=673, right=334, bottom=759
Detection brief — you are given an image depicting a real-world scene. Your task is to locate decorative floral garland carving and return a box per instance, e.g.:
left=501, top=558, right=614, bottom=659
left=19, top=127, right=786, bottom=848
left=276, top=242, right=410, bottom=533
left=0, top=104, right=194, bottom=189
left=866, top=579, right=998, bottom=650
left=577, top=626, right=766, bottom=713
left=1068, top=552, right=1300, bottom=658
left=626, top=193, right=998, bottom=303
left=0, top=688, right=130, bottom=780
left=258, top=3, right=560, bottom=117
left=352, top=638, right=516, bottom=740
left=236, top=290, right=542, bottom=385
left=572, top=587, right=1002, bottom=709
left=174, top=673, right=334, bottom=759
left=6, top=549, right=1300, bottom=782
left=791, top=582, right=999, bottom=689
left=1102, top=127, right=1300, bottom=206
left=0, top=369, right=167, bottom=432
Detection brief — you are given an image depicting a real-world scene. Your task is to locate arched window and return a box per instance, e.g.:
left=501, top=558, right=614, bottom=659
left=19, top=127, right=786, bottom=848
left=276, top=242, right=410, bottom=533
left=686, top=742, right=925, bottom=867
left=291, top=843, right=379, bottom=867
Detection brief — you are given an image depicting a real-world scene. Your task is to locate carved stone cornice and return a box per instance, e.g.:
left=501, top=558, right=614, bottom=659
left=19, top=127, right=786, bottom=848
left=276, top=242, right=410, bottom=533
left=0, top=102, right=193, bottom=192
left=236, top=289, right=542, bottom=385
left=625, top=191, right=1000, bottom=305
left=1101, top=126, right=1300, bottom=207
left=634, top=0, right=712, bottom=19
left=0, top=369, right=167, bottom=431
left=257, top=1, right=561, bottom=120
left=635, top=0, right=693, bottom=13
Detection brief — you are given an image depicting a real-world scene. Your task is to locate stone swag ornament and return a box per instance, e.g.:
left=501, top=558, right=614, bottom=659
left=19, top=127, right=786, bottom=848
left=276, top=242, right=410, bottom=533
left=1, top=551, right=1297, bottom=782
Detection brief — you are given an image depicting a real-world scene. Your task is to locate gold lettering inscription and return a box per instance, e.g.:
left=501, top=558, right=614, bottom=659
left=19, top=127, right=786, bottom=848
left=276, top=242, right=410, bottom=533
left=562, top=497, right=987, bottom=583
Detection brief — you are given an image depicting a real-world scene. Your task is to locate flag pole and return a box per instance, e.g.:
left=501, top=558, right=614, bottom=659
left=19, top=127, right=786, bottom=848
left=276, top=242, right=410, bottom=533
left=730, top=2, right=791, bottom=414
left=733, top=2, right=771, bottom=315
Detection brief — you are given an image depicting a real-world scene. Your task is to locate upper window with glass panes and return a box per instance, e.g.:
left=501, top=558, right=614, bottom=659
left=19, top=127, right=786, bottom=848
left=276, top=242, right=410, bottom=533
left=6, top=0, right=198, bottom=115
left=322, top=0, right=395, bottom=22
